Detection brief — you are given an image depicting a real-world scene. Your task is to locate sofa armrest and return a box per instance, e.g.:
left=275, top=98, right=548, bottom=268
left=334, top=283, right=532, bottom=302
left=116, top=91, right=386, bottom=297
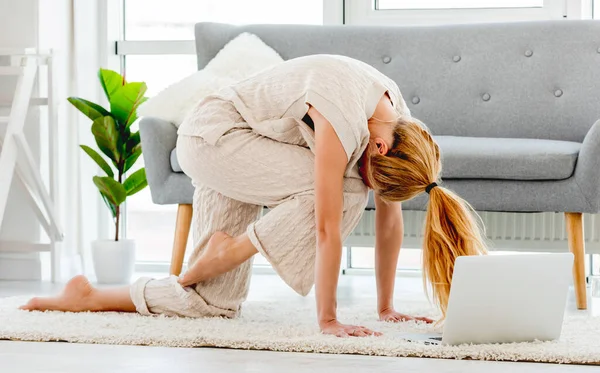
left=574, top=119, right=600, bottom=212
left=139, top=117, right=193, bottom=205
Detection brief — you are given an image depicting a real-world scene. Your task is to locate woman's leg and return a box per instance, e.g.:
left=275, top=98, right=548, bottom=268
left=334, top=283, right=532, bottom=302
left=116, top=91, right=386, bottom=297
left=21, top=127, right=317, bottom=315
left=20, top=275, right=136, bottom=312
left=181, top=179, right=368, bottom=296
left=174, top=130, right=316, bottom=287
left=175, top=131, right=368, bottom=296
left=21, top=184, right=262, bottom=317
left=117, top=184, right=261, bottom=317
left=246, top=178, right=368, bottom=296
left=178, top=232, right=257, bottom=286
left=171, top=183, right=262, bottom=315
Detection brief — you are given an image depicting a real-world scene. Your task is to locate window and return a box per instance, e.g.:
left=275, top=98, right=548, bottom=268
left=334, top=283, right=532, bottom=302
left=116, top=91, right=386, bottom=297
left=346, top=0, right=565, bottom=25
left=124, top=55, right=197, bottom=96
left=376, top=0, right=544, bottom=10
left=121, top=0, right=324, bottom=93
left=125, top=0, right=323, bottom=41
left=122, top=0, right=324, bottom=264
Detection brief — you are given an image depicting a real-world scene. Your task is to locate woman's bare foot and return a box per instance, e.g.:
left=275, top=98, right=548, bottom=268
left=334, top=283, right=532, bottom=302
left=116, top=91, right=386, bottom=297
left=178, top=232, right=257, bottom=287
left=20, top=275, right=98, bottom=312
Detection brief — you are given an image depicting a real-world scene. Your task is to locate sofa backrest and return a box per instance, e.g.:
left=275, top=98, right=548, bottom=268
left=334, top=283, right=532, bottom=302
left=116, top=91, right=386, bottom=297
left=195, top=21, right=600, bottom=142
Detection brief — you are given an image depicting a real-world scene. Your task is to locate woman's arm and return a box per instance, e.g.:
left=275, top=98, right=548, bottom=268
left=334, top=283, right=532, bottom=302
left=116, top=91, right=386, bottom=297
left=312, top=106, right=345, bottom=328
left=310, top=106, right=380, bottom=337
left=374, top=193, right=434, bottom=323
left=374, top=193, right=403, bottom=314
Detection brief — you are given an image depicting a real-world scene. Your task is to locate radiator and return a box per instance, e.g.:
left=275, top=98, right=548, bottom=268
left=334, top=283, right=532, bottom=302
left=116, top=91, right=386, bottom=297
left=346, top=211, right=600, bottom=254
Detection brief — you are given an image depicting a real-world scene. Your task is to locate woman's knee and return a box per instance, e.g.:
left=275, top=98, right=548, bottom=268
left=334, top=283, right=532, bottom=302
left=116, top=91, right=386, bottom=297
left=176, top=135, right=210, bottom=181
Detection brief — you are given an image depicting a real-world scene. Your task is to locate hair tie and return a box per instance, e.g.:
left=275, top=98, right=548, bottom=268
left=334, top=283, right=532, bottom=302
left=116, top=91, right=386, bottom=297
left=425, top=182, right=438, bottom=194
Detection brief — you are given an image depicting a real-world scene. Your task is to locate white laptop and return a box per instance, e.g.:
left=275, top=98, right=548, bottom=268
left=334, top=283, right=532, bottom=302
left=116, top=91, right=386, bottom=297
left=401, top=253, right=573, bottom=346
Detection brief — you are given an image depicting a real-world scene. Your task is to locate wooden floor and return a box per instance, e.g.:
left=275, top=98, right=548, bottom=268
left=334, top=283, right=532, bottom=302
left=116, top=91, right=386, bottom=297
left=1, top=274, right=598, bottom=373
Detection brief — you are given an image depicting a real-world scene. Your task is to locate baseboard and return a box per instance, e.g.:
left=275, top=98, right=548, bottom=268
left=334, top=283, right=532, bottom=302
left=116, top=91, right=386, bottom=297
left=0, top=254, right=41, bottom=280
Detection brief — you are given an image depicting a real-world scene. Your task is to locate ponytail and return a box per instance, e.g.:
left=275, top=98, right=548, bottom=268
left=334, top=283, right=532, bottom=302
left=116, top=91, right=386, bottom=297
left=368, top=117, right=487, bottom=318
left=423, top=185, right=487, bottom=318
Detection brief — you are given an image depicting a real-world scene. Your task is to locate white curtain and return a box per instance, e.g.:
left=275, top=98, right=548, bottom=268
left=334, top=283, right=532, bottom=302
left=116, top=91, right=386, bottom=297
left=38, top=0, right=113, bottom=280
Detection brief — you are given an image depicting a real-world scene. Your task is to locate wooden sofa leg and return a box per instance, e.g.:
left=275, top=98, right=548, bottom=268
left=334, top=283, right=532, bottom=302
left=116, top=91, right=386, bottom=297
left=565, top=212, right=587, bottom=310
left=170, top=204, right=193, bottom=276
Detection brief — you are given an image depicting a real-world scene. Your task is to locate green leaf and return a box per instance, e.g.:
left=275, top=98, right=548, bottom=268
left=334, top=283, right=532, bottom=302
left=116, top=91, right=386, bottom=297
left=123, top=168, right=147, bottom=196
left=126, top=96, right=148, bottom=126
left=80, top=145, right=114, bottom=178
left=123, top=146, right=142, bottom=173
left=91, top=116, right=120, bottom=164
left=110, top=82, right=148, bottom=128
left=126, top=131, right=141, bottom=155
left=67, top=97, right=111, bottom=121
left=98, top=68, right=124, bottom=102
left=121, top=131, right=142, bottom=172
left=100, top=192, right=117, bottom=219
left=93, top=176, right=127, bottom=207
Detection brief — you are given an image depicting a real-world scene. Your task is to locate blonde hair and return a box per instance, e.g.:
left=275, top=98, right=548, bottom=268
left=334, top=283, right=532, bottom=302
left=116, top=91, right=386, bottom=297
left=364, top=117, right=487, bottom=318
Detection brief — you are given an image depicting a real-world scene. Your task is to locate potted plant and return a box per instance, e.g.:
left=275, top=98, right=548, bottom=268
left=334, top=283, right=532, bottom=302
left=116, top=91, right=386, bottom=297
left=68, top=68, right=148, bottom=284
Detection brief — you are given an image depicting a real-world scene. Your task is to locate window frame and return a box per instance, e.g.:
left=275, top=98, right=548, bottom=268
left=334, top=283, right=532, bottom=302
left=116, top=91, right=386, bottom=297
left=116, top=0, right=343, bottom=56
left=376, top=0, right=546, bottom=11
left=345, top=0, right=568, bottom=25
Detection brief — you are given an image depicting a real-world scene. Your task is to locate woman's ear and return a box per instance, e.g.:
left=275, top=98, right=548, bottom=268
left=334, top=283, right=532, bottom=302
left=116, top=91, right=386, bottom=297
left=375, top=138, right=389, bottom=155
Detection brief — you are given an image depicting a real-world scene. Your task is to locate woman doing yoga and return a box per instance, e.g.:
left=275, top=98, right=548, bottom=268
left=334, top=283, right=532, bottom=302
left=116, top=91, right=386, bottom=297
left=21, top=55, right=486, bottom=337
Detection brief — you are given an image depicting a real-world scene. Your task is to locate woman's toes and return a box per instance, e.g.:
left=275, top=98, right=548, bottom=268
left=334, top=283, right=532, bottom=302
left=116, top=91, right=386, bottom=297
left=19, top=297, right=40, bottom=311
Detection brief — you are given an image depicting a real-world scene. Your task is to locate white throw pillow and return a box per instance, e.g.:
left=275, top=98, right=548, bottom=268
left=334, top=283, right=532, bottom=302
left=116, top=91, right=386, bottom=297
left=138, top=33, right=283, bottom=127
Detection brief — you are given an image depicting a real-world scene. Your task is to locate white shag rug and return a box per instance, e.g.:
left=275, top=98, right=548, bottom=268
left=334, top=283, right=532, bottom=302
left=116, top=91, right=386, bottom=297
left=0, top=296, right=598, bottom=365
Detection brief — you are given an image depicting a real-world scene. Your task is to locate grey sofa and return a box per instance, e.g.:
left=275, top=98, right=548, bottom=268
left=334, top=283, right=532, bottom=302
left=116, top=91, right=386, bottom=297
left=140, top=20, right=600, bottom=309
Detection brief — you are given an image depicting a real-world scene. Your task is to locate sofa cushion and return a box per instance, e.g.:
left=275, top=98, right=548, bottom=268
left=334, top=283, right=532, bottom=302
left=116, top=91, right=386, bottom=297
left=170, top=136, right=581, bottom=181
left=171, top=148, right=183, bottom=173
left=436, top=136, right=581, bottom=181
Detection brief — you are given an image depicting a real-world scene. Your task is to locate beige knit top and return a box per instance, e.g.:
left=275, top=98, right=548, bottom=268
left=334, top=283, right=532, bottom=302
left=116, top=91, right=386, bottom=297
left=178, top=54, right=411, bottom=177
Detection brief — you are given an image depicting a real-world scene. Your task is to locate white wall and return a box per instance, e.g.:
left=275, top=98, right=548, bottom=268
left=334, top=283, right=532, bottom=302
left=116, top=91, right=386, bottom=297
left=0, top=0, right=42, bottom=280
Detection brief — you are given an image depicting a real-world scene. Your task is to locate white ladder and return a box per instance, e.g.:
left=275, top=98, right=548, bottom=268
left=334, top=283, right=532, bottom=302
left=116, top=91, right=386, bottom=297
left=0, top=49, right=63, bottom=282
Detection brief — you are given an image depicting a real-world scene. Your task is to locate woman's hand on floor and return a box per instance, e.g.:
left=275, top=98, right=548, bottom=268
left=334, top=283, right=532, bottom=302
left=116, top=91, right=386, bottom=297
left=320, top=319, right=382, bottom=338
left=379, top=308, right=435, bottom=323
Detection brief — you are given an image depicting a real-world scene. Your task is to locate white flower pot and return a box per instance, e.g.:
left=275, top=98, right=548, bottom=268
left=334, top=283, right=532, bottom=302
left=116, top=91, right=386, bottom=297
left=91, top=239, right=136, bottom=284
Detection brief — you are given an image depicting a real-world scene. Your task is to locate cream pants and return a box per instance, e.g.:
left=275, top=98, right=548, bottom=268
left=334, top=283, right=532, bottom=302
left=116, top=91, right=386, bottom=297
left=130, top=128, right=368, bottom=318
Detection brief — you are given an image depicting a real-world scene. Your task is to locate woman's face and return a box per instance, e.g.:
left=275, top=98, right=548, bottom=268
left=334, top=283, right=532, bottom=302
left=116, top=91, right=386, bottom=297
left=359, top=137, right=390, bottom=189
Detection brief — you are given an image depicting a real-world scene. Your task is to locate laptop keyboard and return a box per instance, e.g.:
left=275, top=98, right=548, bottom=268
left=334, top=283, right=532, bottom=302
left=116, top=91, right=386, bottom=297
left=430, top=337, right=443, bottom=341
